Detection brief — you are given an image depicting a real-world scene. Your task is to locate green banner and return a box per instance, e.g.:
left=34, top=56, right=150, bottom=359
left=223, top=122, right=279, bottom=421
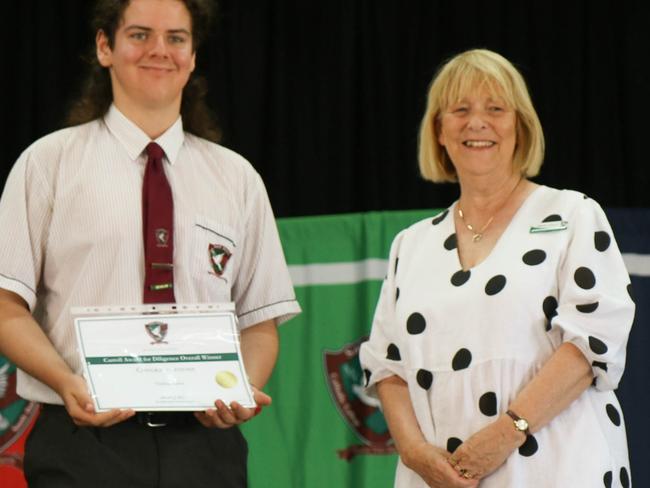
left=242, top=209, right=438, bottom=488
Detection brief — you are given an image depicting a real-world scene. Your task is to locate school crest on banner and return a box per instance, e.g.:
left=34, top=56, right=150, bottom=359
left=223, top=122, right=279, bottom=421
left=323, top=337, right=395, bottom=460
left=0, top=358, right=39, bottom=471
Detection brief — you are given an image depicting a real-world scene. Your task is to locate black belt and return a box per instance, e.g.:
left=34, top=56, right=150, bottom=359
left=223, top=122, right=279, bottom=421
left=40, top=405, right=195, bottom=428
left=133, top=411, right=196, bottom=428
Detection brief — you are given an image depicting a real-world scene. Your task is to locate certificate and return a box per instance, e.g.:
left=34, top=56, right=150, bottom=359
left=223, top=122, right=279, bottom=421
left=73, top=304, right=255, bottom=412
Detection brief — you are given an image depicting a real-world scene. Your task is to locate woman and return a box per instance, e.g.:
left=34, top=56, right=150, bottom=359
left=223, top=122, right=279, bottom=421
left=359, top=49, right=635, bottom=487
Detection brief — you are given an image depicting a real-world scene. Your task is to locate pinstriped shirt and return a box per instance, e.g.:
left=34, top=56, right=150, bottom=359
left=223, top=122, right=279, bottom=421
left=0, top=105, right=301, bottom=404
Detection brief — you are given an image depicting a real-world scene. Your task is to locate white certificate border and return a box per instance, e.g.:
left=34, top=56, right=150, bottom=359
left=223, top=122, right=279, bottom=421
left=74, top=309, right=255, bottom=411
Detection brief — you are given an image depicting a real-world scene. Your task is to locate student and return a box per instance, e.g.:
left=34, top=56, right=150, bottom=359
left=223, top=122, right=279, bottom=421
left=0, top=1, right=300, bottom=486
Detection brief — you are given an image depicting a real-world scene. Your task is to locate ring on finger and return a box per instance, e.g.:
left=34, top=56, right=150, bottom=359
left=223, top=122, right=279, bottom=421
left=461, top=470, right=474, bottom=479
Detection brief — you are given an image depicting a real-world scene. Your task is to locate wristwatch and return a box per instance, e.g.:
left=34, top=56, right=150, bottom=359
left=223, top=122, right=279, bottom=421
left=506, top=410, right=530, bottom=436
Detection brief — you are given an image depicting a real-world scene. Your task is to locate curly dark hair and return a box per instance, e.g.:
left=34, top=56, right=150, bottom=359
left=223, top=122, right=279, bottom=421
left=67, top=0, right=220, bottom=142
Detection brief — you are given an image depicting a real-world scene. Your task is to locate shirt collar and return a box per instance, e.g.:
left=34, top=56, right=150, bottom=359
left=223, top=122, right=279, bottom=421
left=103, top=104, right=185, bottom=165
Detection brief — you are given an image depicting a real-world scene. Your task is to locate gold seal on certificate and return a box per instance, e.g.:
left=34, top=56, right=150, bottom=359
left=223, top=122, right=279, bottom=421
left=72, top=303, right=256, bottom=412
left=215, top=371, right=238, bottom=388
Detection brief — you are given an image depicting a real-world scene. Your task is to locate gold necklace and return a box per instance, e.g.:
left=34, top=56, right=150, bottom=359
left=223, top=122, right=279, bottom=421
left=458, top=178, right=523, bottom=243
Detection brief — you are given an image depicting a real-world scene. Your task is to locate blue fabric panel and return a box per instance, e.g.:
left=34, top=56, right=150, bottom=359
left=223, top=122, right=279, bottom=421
left=607, top=208, right=649, bottom=487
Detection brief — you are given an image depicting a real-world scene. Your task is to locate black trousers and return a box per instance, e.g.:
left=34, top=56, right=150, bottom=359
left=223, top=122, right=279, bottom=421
left=24, top=405, right=248, bottom=488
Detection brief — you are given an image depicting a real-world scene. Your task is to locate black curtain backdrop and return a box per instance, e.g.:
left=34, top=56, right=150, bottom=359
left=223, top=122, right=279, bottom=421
left=2, top=0, right=649, bottom=216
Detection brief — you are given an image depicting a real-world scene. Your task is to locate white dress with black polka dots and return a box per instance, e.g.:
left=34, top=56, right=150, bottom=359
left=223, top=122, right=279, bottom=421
left=360, top=186, right=635, bottom=488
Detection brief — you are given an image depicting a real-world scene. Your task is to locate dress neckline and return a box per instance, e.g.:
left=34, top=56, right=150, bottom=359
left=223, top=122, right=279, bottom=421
left=451, top=184, right=545, bottom=271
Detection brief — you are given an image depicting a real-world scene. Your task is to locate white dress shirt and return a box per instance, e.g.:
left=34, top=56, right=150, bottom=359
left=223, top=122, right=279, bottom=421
left=0, top=105, right=300, bottom=403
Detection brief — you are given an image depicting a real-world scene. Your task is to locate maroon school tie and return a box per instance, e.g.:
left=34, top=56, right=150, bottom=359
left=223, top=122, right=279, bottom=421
left=142, top=142, right=176, bottom=303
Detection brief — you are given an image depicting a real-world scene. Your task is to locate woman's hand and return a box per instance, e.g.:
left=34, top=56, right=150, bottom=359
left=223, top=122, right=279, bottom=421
left=376, top=376, right=477, bottom=487
left=448, top=415, right=523, bottom=480
left=402, top=441, right=479, bottom=488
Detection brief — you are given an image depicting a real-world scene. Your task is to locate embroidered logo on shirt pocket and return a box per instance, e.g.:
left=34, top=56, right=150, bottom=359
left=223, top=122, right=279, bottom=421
left=194, top=217, right=238, bottom=290
left=208, top=243, right=232, bottom=277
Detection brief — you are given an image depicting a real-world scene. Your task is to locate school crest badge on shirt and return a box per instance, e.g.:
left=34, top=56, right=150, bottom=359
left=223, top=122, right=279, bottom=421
left=208, top=244, right=232, bottom=276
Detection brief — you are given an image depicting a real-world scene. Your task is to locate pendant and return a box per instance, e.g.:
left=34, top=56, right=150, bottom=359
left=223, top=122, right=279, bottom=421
left=472, top=233, right=483, bottom=243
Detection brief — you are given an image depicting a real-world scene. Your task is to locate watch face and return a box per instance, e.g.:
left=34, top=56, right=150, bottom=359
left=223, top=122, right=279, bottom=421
left=514, top=418, right=529, bottom=431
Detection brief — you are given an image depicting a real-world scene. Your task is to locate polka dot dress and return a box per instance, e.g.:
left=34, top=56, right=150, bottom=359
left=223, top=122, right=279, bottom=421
left=360, top=186, right=635, bottom=487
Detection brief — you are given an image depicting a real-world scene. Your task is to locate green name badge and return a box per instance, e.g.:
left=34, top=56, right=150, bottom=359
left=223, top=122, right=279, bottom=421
left=530, top=221, right=568, bottom=233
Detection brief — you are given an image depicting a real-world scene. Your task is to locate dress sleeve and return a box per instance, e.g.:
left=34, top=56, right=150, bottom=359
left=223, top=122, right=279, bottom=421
left=359, top=230, right=406, bottom=397
left=552, top=197, right=635, bottom=391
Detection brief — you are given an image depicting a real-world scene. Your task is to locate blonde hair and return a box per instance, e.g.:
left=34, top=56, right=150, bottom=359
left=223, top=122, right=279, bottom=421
left=418, top=49, right=545, bottom=182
